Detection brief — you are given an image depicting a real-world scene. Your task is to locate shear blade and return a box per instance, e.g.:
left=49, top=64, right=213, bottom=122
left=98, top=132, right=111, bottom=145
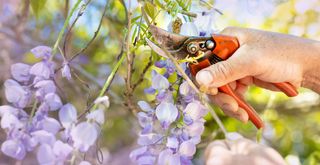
left=145, top=38, right=168, bottom=58
left=148, top=25, right=192, bottom=59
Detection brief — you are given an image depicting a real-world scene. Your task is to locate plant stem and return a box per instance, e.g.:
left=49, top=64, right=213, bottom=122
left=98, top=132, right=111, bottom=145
left=50, top=0, right=82, bottom=60
left=28, top=100, right=38, bottom=123
left=91, top=53, right=126, bottom=111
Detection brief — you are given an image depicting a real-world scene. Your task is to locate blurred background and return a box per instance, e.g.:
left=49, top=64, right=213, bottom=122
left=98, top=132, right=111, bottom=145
left=0, top=0, right=320, bottom=164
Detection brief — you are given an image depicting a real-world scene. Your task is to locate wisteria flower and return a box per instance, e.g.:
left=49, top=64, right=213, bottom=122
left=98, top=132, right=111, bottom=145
left=11, top=63, right=31, bottom=82
left=70, top=122, right=99, bottom=152
left=155, top=102, right=178, bottom=129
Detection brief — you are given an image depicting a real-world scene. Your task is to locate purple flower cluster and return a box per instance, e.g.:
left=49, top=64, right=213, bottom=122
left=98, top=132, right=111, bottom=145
left=130, top=60, right=208, bottom=165
left=0, top=46, right=107, bottom=164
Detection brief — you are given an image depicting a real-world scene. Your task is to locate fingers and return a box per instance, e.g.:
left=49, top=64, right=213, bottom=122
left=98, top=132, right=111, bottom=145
left=205, top=139, right=287, bottom=165
left=196, top=47, right=254, bottom=88
left=209, top=92, right=249, bottom=122
left=205, top=140, right=233, bottom=165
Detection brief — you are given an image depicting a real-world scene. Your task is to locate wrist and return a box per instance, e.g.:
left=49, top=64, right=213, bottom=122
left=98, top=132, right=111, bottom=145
left=301, top=41, right=320, bottom=93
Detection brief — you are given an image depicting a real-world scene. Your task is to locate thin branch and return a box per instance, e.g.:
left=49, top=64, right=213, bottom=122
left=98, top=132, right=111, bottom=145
left=51, top=0, right=82, bottom=59
left=121, top=0, right=139, bottom=112
left=77, top=46, right=125, bottom=120
left=69, top=1, right=109, bottom=62
left=63, top=0, right=92, bottom=59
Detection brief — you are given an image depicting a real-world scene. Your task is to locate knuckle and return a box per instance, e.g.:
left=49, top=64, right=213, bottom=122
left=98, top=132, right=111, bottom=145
left=215, top=62, right=233, bottom=80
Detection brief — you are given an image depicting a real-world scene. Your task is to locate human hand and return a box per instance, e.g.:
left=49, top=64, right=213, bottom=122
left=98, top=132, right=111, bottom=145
left=196, top=27, right=320, bottom=122
left=205, top=138, right=286, bottom=165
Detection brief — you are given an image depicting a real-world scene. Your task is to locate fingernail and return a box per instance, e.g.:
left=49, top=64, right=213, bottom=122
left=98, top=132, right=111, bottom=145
left=196, top=70, right=213, bottom=86
left=222, top=103, right=233, bottom=112
left=209, top=87, right=218, bottom=95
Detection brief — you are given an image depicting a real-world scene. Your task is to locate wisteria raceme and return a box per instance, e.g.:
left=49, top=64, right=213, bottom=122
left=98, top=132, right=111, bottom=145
left=0, top=46, right=108, bottom=164
left=130, top=59, right=209, bottom=165
left=131, top=12, right=222, bottom=164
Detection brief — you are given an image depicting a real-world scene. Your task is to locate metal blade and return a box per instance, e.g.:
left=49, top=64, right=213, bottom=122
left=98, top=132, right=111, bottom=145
left=145, top=38, right=168, bottom=58
left=149, top=25, right=188, bottom=50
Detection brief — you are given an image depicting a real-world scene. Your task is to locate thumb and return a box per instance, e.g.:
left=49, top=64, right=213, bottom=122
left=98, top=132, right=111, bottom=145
left=196, top=52, right=252, bottom=87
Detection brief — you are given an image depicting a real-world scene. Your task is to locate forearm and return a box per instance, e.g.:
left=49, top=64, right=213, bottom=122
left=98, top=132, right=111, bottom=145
left=301, top=40, right=320, bottom=93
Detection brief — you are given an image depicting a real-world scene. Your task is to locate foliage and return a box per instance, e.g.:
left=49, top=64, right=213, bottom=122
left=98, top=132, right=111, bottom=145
left=0, top=0, right=319, bottom=164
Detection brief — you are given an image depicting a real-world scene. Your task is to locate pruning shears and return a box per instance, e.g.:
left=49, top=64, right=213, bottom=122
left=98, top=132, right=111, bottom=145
left=146, top=25, right=298, bottom=129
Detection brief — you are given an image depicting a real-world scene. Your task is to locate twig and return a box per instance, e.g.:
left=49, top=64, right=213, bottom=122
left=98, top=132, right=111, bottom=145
left=69, top=1, right=109, bottom=62
left=77, top=46, right=125, bottom=120
left=51, top=0, right=82, bottom=59
left=63, top=0, right=92, bottom=59
left=64, top=0, right=70, bottom=19
left=121, top=0, right=138, bottom=112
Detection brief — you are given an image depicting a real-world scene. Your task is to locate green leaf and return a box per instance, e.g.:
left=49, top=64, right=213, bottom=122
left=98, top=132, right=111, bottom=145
left=143, top=2, right=157, bottom=19
left=303, top=151, right=320, bottom=165
left=30, top=0, right=47, bottom=18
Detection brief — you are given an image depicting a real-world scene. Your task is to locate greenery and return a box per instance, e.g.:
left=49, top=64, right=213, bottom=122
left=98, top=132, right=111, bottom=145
left=0, top=0, right=320, bottom=164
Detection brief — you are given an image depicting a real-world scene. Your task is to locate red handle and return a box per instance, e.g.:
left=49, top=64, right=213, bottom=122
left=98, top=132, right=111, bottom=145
left=218, top=85, right=264, bottom=129
left=188, top=34, right=298, bottom=129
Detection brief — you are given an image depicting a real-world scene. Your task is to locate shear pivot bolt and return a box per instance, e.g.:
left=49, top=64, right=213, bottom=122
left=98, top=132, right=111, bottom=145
left=187, top=43, right=198, bottom=54
left=205, top=40, right=215, bottom=49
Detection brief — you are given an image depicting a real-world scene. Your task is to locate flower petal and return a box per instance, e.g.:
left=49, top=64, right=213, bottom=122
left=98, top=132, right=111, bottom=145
left=37, top=144, right=55, bottom=165
left=79, top=161, right=92, bottom=165
left=179, top=140, right=196, bottom=157
left=86, top=109, right=105, bottom=125
left=180, top=22, right=199, bottom=36
left=11, top=63, right=31, bottom=82
left=53, top=140, right=73, bottom=160
left=61, top=64, right=72, bottom=80
left=34, top=80, right=56, bottom=100
left=0, top=105, right=19, bottom=117
left=94, top=96, right=110, bottom=109
left=71, top=122, right=98, bottom=152
left=44, top=93, right=62, bottom=111
left=129, top=146, right=148, bottom=161
left=166, top=136, right=179, bottom=149
left=137, top=155, right=156, bottom=165
left=137, top=112, right=153, bottom=128
left=158, top=149, right=180, bottom=165
left=40, top=117, right=61, bottom=134
left=31, top=130, right=56, bottom=145
left=59, top=103, right=77, bottom=128
left=137, top=133, right=163, bottom=146
left=152, top=72, right=169, bottom=90
left=1, top=113, right=24, bottom=129
left=30, top=61, right=51, bottom=79
left=1, top=139, right=26, bottom=160
left=137, top=101, right=153, bottom=112
left=4, top=79, right=31, bottom=108
left=185, top=121, right=205, bottom=137
left=155, top=102, right=178, bottom=129
left=31, top=46, right=52, bottom=60
left=184, top=101, right=207, bottom=121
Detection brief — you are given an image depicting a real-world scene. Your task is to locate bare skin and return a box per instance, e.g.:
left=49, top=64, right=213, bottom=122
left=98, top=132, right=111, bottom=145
left=196, top=27, right=320, bottom=122
left=205, top=138, right=287, bottom=165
